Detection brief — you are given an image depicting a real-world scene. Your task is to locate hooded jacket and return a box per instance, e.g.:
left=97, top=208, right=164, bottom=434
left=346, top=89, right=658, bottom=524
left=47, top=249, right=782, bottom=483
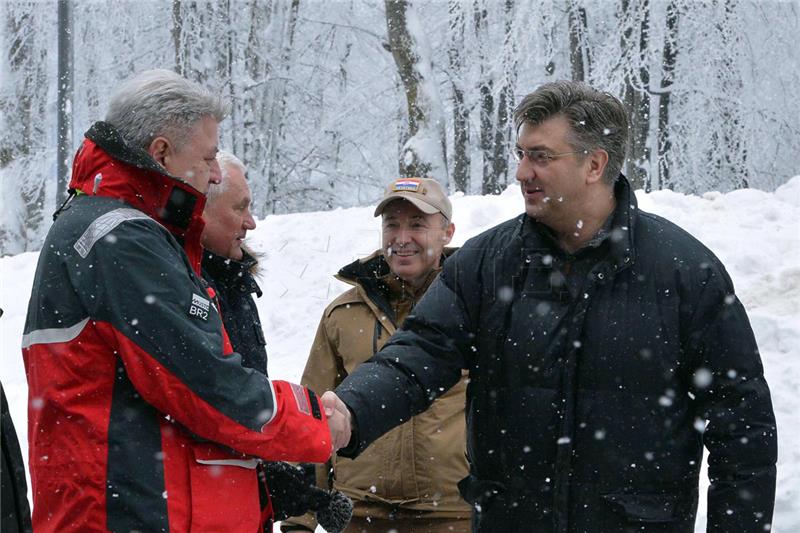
left=22, top=122, right=331, bottom=532
left=336, top=177, right=777, bottom=532
left=283, top=250, right=470, bottom=531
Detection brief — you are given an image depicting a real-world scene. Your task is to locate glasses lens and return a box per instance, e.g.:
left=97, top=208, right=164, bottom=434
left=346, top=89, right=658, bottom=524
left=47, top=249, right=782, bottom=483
left=531, top=151, right=550, bottom=165
left=512, top=149, right=555, bottom=165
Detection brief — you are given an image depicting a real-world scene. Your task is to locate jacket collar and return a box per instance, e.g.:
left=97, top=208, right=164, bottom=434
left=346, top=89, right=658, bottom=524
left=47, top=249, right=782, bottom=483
left=519, top=175, right=637, bottom=273
left=202, top=250, right=262, bottom=297
left=336, top=248, right=457, bottom=287
left=336, top=248, right=457, bottom=327
left=382, top=266, right=440, bottom=303
left=69, top=122, right=207, bottom=272
left=607, top=175, right=637, bottom=272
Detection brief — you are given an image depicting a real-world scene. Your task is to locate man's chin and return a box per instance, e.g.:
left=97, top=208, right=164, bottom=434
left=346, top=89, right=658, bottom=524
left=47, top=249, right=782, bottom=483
left=230, top=246, right=244, bottom=261
left=524, top=203, right=543, bottom=219
left=388, top=262, right=417, bottom=278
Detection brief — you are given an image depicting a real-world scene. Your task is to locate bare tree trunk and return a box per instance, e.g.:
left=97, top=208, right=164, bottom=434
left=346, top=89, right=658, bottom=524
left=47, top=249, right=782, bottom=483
left=172, top=0, right=184, bottom=75
left=717, top=0, right=748, bottom=188
left=489, top=82, right=513, bottom=194
left=384, top=0, right=448, bottom=182
left=448, top=0, right=470, bottom=193
left=219, top=0, right=240, bottom=156
left=57, top=0, right=73, bottom=202
left=621, top=0, right=651, bottom=191
left=2, top=10, right=34, bottom=167
left=264, top=0, right=302, bottom=213
left=489, top=0, right=516, bottom=194
left=657, top=0, right=678, bottom=190
left=635, top=1, right=651, bottom=190
left=240, top=0, right=269, bottom=214
left=474, top=1, right=495, bottom=194
left=1, top=4, right=49, bottom=253
left=567, top=0, right=590, bottom=81
left=386, top=0, right=421, bottom=140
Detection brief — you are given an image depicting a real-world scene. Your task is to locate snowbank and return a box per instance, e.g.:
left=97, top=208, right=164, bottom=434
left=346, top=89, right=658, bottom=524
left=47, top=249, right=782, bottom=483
left=2, top=178, right=798, bottom=531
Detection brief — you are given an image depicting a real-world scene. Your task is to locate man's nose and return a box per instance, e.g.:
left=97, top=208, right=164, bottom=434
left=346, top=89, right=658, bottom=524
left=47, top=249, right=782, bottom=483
left=243, top=210, right=256, bottom=230
left=395, top=227, right=412, bottom=243
left=209, top=160, right=222, bottom=185
left=515, top=157, right=534, bottom=183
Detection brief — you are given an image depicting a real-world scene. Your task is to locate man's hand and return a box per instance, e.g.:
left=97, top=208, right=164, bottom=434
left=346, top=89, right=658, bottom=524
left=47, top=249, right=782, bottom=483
left=321, top=391, right=352, bottom=451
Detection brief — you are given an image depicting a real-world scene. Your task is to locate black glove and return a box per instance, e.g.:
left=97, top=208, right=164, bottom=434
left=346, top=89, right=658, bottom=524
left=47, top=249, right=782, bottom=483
left=263, top=461, right=353, bottom=533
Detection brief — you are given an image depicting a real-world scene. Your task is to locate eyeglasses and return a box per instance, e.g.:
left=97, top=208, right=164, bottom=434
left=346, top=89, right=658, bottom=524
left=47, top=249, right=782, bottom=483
left=512, top=147, right=588, bottom=166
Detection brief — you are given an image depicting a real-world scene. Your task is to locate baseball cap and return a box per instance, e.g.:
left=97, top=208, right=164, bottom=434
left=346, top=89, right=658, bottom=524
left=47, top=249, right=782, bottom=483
left=373, top=177, right=452, bottom=221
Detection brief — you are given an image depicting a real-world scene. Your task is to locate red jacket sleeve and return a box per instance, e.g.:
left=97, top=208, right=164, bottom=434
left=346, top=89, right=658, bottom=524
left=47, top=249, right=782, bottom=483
left=73, top=216, right=331, bottom=462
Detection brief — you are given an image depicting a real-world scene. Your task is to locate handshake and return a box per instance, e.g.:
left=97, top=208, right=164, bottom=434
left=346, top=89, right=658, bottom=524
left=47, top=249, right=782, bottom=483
left=271, top=392, right=354, bottom=533
left=320, top=391, right=353, bottom=451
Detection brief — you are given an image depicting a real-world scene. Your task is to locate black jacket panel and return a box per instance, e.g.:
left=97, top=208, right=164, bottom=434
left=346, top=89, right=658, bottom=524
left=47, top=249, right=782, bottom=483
left=1, top=383, right=32, bottom=533
left=202, top=250, right=268, bottom=375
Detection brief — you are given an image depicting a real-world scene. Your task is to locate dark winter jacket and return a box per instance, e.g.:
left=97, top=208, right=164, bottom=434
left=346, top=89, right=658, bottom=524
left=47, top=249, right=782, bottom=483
left=336, top=176, right=777, bottom=532
left=22, top=122, right=331, bottom=532
left=202, top=249, right=268, bottom=374
left=1, top=382, right=32, bottom=533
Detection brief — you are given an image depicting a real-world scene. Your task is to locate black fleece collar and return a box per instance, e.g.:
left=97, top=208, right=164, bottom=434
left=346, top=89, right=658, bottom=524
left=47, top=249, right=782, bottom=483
left=202, top=250, right=262, bottom=297
left=337, top=249, right=456, bottom=327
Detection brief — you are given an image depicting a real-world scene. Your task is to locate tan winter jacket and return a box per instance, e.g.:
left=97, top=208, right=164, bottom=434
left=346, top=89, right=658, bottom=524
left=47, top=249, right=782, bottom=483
left=284, top=250, right=470, bottom=530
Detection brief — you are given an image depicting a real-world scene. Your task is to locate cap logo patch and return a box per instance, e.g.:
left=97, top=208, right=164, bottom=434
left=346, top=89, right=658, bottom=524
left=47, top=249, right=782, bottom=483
left=393, top=178, right=422, bottom=192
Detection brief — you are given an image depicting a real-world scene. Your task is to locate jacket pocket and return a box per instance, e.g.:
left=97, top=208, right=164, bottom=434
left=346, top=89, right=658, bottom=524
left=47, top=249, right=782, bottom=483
left=459, top=474, right=554, bottom=530
left=188, top=442, right=261, bottom=531
left=602, top=493, right=678, bottom=523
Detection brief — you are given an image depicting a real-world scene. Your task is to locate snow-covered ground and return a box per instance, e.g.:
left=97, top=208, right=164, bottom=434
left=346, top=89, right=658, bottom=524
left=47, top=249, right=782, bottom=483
left=2, top=179, right=799, bottom=531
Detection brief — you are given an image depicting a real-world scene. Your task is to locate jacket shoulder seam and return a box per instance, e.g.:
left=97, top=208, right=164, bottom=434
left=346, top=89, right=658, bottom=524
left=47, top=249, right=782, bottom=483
left=637, top=211, right=727, bottom=270
left=324, top=288, right=365, bottom=317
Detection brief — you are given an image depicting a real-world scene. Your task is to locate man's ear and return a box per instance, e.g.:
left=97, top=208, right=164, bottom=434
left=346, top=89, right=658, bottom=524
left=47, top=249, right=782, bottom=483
left=586, top=148, right=609, bottom=185
left=148, top=137, right=171, bottom=168
left=443, top=222, right=455, bottom=244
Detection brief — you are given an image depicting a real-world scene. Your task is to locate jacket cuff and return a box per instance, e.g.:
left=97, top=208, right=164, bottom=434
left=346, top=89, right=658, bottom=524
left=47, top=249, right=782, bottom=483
left=336, top=403, right=361, bottom=458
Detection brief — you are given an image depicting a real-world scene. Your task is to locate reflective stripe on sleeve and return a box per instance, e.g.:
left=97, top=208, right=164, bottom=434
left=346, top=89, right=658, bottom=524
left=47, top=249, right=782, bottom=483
left=22, top=317, right=90, bottom=349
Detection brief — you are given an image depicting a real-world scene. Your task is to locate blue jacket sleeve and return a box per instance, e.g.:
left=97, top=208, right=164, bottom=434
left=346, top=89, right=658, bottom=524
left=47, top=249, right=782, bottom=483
left=685, top=262, right=777, bottom=531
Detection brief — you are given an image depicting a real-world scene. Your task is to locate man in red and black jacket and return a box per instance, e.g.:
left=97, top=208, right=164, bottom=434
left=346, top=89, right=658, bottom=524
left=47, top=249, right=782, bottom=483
left=22, top=69, right=334, bottom=532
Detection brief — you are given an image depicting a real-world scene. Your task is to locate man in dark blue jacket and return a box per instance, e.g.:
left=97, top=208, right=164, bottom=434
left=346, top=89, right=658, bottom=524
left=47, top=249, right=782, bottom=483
left=201, top=152, right=353, bottom=533
left=201, top=151, right=265, bottom=373
left=324, top=80, right=777, bottom=532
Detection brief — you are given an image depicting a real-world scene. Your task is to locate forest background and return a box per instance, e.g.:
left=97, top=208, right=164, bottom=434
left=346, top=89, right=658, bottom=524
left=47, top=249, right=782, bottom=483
left=1, top=0, right=798, bottom=255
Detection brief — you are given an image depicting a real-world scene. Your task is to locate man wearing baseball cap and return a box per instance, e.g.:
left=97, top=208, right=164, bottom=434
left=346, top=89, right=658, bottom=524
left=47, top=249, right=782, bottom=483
left=282, top=177, right=471, bottom=532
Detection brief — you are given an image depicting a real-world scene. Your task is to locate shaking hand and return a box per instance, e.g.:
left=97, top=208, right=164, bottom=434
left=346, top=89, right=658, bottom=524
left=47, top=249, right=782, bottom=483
left=321, top=391, right=352, bottom=451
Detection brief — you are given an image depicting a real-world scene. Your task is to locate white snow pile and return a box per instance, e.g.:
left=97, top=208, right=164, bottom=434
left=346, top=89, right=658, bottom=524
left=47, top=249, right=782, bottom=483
left=2, top=178, right=799, bottom=532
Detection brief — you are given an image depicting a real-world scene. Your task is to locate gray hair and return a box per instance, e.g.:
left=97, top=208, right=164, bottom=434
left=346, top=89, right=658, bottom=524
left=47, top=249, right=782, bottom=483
left=513, top=80, right=629, bottom=185
left=105, top=69, right=229, bottom=152
left=207, top=150, right=247, bottom=201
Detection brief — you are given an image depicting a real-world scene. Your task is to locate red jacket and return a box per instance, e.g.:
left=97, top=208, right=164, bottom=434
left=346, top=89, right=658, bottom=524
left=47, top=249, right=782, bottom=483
left=22, top=122, right=331, bottom=532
